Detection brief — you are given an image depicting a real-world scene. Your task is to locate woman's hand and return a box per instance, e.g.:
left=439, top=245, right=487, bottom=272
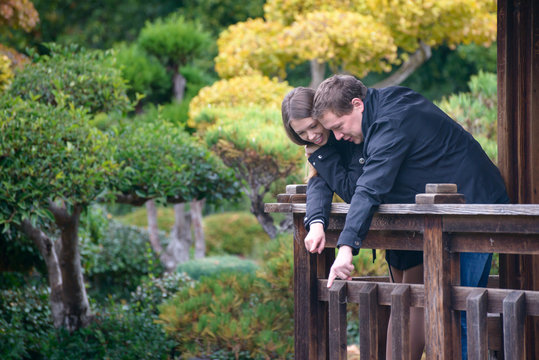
left=305, top=144, right=320, bottom=157
left=304, top=222, right=326, bottom=254
left=327, top=245, right=354, bottom=288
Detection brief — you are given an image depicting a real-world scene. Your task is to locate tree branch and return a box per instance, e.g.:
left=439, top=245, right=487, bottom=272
left=371, top=42, right=432, bottom=89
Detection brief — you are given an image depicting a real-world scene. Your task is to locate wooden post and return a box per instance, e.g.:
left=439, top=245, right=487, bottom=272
left=421, top=184, right=464, bottom=359
left=391, top=285, right=411, bottom=360
left=329, top=281, right=347, bottom=360
left=466, top=289, right=488, bottom=360
left=503, top=291, right=526, bottom=360
left=359, top=282, right=379, bottom=360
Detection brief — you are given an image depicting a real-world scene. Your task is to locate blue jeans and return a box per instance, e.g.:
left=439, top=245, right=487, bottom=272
left=459, top=252, right=493, bottom=360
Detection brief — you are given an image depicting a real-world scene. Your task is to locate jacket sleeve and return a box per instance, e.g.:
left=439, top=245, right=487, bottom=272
left=304, top=175, right=333, bottom=231
left=308, top=144, right=363, bottom=203
left=338, top=120, right=412, bottom=255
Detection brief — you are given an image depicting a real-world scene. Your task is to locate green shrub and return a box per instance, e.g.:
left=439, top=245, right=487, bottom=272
left=9, top=43, right=131, bottom=115
left=40, top=304, right=176, bottom=360
left=80, top=206, right=165, bottom=301
left=204, top=211, right=270, bottom=257
left=0, top=285, right=53, bottom=359
left=176, top=255, right=258, bottom=280
left=115, top=204, right=175, bottom=230
left=131, top=271, right=194, bottom=317
left=160, top=235, right=294, bottom=359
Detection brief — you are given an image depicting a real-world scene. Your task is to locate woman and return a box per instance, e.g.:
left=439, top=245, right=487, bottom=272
left=281, top=87, right=425, bottom=360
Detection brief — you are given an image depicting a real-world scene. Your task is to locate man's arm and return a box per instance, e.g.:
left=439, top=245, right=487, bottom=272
left=327, top=120, right=412, bottom=287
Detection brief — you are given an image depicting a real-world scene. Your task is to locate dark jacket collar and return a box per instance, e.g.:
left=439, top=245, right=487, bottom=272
left=361, top=87, right=378, bottom=136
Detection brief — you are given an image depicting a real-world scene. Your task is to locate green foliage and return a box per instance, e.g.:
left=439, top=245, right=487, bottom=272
left=109, top=116, right=241, bottom=205
left=176, top=255, right=259, bottom=280
left=0, top=96, right=115, bottom=232
left=204, top=211, right=270, bottom=257
left=131, top=271, right=194, bottom=317
left=201, top=107, right=304, bottom=176
left=79, top=206, right=165, bottom=301
left=0, top=285, right=53, bottom=359
left=436, top=71, right=497, bottom=162
left=9, top=43, right=131, bottom=115
left=113, top=42, right=171, bottom=104
left=40, top=304, right=176, bottom=360
left=160, top=235, right=294, bottom=359
left=138, top=14, right=212, bottom=69
left=354, top=249, right=388, bottom=276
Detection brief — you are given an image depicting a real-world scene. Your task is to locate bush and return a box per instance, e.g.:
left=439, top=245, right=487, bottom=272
left=80, top=206, right=165, bottom=301
left=40, top=304, right=176, bottom=360
left=204, top=211, right=270, bottom=257
left=0, top=285, right=53, bottom=359
left=159, top=235, right=294, bottom=359
left=0, top=55, right=12, bottom=92
left=9, top=43, right=131, bottom=115
left=176, top=255, right=258, bottom=280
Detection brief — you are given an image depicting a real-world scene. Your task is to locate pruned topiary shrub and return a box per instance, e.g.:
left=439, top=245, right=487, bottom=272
left=175, top=255, right=258, bottom=280
left=159, top=234, right=294, bottom=359
left=204, top=211, right=270, bottom=257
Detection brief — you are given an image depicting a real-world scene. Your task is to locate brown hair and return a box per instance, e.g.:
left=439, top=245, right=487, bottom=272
left=313, top=75, right=368, bottom=121
left=281, top=87, right=319, bottom=180
left=281, top=87, right=315, bottom=146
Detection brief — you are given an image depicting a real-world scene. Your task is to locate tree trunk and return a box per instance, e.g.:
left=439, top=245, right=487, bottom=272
left=371, top=42, right=432, bottom=88
left=162, top=203, right=192, bottom=271
left=145, top=199, right=163, bottom=255
left=309, top=59, right=326, bottom=89
left=190, top=199, right=206, bottom=259
left=172, top=70, right=186, bottom=103
left=250, top=191, right=277, bottom=239
left=21, top=220, right=65, bottom=328
left=49, top=202, right=92, bottom=332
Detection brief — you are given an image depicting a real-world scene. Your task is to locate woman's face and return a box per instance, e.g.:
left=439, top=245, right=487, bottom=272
left=290, top=117, right=330, bottom=146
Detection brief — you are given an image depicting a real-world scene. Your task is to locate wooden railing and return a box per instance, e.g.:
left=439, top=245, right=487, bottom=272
left=265, top=184, right=539, bottom=360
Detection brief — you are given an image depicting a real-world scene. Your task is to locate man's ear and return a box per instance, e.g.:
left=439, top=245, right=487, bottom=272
left=351, top=98, right=364, bottom=112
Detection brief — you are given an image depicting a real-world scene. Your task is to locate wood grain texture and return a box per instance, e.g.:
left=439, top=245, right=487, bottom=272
left=503, top=291, right=526, bottom=360
left=359, top=283, right=379, bottom=360
left=391, top=285, right=411, bottom=360
left=466, top=289, right=488, bottom=360
left=329, top=282, right=347, bottom=360
left=425, top=183, right=458, bottom=193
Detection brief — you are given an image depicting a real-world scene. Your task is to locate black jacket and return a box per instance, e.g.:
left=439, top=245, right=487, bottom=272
left=305, top=86, right=509, bottom=254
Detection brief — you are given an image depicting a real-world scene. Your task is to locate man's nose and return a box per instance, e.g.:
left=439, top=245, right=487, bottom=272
left=334, top=131, right=343, bottom=140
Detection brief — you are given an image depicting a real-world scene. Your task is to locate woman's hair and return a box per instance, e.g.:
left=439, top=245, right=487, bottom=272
left=281, top=87, right=320, bottom=180
left=281, top=87, right=315, bottom=146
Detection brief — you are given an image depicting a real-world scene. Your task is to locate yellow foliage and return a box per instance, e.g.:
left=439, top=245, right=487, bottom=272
left=284, top=10, right=398, bottom=76
left=0, top=55, right=12, bottom=92
left=364, top=0, right=496, bottom=52
left=188, top=74, right=292, bottom=128
left=264, top=0, right=368, bottom=25
left=0, top=0, right=39, bottom=32
left=215, top=18, right=295, bottom=79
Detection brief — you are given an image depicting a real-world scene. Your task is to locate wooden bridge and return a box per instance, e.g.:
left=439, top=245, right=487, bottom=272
left=265, top=184, right=539, bottom=359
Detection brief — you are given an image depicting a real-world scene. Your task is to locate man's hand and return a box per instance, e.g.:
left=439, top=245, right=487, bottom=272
left=305, top=144, right=321, bottom=157
left=327, top=245, right=354, bottom=288
left=304, top=223, right=325, bottom=254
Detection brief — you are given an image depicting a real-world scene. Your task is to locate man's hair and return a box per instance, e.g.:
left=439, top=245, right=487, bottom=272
left=313, top=75, right=368, bottom=121
left=281, top=87, right=315, bottom=146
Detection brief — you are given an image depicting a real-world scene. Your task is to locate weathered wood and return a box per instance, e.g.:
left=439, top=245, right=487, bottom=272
left=451, top=287, right=539, bottom=316
left=425, top=183, right=458, bottom=193
left=265, top=202, right=539, bottom=216
left=415, top=193, right=465, bottom=204
left=286, top=184, right=307, bottom=194
left=466, top=289, right=488, bottom=360
left=325, top=230, right=424, bottom=250
left=391, top=285, right=411, bottom=360
left=329, top=281, right=347, bottom=360
left=487, top=314, right=503, bottom=352
left=503, top=291, right=526, bottom=360
left=359, top=282, right=379, bottom=360
left=450, top=233, right=539, bottom=254
left=294, top=213, right=324, bottom=359
left=424, top=216, right=454, bottom=359
left=377, top=305, right=390, bottom=359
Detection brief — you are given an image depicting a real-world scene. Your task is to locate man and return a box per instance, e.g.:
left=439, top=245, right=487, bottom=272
left=308, top=74, right=509, bottom=359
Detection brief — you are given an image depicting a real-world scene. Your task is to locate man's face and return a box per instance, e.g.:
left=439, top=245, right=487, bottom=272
left=319, top=98, right=364, bottom=144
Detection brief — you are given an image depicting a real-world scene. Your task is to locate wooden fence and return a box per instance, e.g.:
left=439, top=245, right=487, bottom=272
left=265, top=184, right=539, bottom=360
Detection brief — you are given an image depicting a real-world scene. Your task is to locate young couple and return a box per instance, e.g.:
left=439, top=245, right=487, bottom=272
left=281, top=74, right=509, bottom=360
